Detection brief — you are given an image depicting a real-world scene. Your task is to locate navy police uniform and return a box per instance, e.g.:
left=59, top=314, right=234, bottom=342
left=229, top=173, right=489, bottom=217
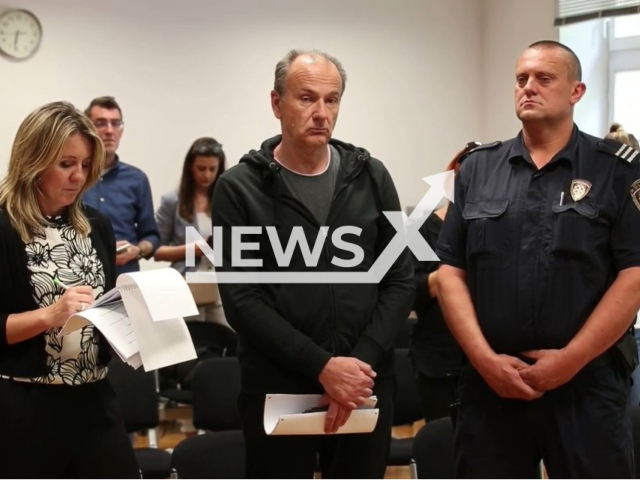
left=436, top=125, right=640, bottom=478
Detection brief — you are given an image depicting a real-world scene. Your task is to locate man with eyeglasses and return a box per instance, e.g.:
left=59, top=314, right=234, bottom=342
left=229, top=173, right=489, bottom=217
left=83, top=96, right=159, bottom=275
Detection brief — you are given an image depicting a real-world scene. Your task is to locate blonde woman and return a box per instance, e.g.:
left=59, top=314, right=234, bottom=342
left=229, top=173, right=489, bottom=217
left=0, top=102, right=137, bottom=478
left=606, top=123, right=639, bottom=150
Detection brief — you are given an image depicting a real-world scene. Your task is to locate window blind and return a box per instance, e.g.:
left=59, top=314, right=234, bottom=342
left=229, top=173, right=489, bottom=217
left=555, top=0, right=640, bottom=25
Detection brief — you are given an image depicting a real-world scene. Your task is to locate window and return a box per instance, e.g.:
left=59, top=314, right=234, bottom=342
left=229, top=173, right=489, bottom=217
left=614, top=12, right=640, bottom=37
left=612, top=70, right=640, bottom=135
left=559, top=13, right=640, bottom=137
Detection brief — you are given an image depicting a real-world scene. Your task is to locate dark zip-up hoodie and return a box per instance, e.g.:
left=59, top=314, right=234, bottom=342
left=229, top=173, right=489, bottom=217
left=212, top=136, right=414, bottom=394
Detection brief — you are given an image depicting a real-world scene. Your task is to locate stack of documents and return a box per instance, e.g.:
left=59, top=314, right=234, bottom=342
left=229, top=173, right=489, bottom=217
left=59, top=268, right=199, bottom=371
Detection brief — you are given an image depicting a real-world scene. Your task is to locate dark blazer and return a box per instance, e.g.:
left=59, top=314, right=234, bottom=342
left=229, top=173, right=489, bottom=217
left=0, top=205, right=116, bottom=377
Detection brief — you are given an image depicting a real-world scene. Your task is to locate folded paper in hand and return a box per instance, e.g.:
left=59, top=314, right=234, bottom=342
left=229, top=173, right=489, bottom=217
left=59, top=268, right=199, bottom=371
left=264, top=394, right=379, bottom=435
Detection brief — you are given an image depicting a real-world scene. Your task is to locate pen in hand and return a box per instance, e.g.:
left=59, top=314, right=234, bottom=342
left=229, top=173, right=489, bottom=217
left=53, top=278, right=70, bottom=291
left=53, top=278, right=92, bottom=312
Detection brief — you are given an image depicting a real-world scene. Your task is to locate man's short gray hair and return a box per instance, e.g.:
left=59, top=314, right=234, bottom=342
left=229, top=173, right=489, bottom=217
left=274, top=49, right=347, bottom=96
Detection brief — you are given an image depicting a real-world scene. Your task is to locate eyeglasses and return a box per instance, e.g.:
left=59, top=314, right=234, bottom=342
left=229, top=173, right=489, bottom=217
left=93, top=119, right=125, bottom=130
left=193, top=144, right=224, bottom=156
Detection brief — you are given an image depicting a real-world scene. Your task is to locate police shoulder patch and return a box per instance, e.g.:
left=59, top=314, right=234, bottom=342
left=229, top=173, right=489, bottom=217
left=630, top=179, right=640, bottom=212
left=598, top=138, right=640, bottom=164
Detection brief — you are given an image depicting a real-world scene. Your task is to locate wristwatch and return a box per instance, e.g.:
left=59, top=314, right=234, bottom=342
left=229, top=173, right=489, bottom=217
left=136, top=242, right=153, bottom=260
left=136, top=245, right=147, bottom=260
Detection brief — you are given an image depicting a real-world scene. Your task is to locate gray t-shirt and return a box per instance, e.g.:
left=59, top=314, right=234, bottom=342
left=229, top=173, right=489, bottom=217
left=277, top=145, right=341, bottom=225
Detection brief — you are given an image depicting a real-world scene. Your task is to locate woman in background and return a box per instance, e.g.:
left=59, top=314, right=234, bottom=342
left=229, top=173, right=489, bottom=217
left=606, top=122, right=639, bottom=150
left=0, top=101, right=137, bottom=478
left=409, top=141, right=481, bottom=421
left=154, top=137, right=227, bottom=325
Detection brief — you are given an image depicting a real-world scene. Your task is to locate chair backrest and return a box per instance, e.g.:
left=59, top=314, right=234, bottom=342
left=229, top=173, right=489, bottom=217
left=107, top=358, right=159, bottom=432
left=192, top=356, right=241, bottom=431
left=171, top=430, right=245, bottom=479
left=186, top=321, right=238, bottom=357
left=412, top=417, right=455, bottom=479
left=393, top=348, right=423, bottom=426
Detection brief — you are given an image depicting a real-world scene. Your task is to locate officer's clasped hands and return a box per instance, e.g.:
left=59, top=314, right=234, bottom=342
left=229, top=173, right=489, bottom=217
left=519, top=349, right=582, bottom=392
left=478, top=353, right=543, bottom=400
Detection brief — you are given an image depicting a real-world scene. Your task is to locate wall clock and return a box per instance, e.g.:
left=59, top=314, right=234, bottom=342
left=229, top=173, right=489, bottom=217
left=0, top=9, right=42, bottom=60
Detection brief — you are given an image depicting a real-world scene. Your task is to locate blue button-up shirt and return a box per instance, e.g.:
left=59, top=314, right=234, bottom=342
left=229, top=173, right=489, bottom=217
left=83, top=157, right=160, bottom=275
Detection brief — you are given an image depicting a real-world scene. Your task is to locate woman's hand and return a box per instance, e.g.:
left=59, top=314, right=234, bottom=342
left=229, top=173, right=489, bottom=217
left=191, top=242, right=206, bottom=258
left=43, top=286, right=94, bottom=328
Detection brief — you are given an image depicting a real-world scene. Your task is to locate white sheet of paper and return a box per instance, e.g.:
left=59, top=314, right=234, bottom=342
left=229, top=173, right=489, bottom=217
left=58, top=286, right=123, bottom=336
left=93, top=287, right=123, bottom=308
left=119, top=268, right=199, bottom=321
left=60, top=301, right=139, bottom=360
left=125, top=352, right=143, bottom=369
left=59, top=268, right=197, bottom=372
left=264, top=394, right=379, bottom=435
left=118, top=286, right=196, bottom=371
left=105, top=340, right=142, bottom=369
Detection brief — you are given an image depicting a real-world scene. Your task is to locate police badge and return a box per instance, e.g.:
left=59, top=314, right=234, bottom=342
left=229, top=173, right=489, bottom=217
left=630, top=179, right=640, bottom=212
left=570, top=179, right=591, bottom=202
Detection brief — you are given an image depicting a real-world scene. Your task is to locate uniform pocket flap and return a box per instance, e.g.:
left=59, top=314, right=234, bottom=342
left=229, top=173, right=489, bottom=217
left=552, top=201, right=598, bottom=219
left=462, top=199, right=509, bottom=220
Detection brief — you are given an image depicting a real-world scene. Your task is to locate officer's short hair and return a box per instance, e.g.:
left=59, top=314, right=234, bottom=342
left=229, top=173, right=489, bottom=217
left=274, top=49, right=347, bottom=97
left=527, top=40, right=582, bottom=82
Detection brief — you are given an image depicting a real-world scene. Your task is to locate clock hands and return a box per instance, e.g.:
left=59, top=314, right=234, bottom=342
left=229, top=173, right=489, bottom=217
left=13, top=30, right=24, bottom=50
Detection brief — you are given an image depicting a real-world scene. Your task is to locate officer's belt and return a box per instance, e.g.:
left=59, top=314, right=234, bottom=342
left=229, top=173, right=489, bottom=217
left=582, top=350, right=615, bottom=371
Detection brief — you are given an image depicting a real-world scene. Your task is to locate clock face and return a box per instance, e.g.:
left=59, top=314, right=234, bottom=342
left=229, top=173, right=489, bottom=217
left=0, top=9, right=42, bottom=60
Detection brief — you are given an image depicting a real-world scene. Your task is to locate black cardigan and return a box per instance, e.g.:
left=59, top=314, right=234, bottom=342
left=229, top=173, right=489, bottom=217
left=0, top=205, right=116, bottom=378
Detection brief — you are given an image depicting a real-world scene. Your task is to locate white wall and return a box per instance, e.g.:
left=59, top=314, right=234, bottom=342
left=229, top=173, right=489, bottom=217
left=480, top=0, right=557, bottom=142
left=560, top=19, right=609, bottom=137
left=0, top=0, right=483, bottom=214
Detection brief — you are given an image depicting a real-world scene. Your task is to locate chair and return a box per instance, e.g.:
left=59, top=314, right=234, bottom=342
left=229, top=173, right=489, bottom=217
left=388, top=348, right=424, bottom=466
left=171, top=430, right=245, bottom=478
left=411, top=417, right=455, bottom=478
left=171, top=357, right=245, bottom=478
left=107, top=359, right=172, bottom=479
left=159, top=322, right=238, bottom=406
left=187, top=321, right=238, bottom=357
left=191, top=356, right=242, bottom=431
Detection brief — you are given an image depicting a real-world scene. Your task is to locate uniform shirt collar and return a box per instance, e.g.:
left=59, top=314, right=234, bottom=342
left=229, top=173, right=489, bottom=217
left=508, top=124, right=580, bottom=167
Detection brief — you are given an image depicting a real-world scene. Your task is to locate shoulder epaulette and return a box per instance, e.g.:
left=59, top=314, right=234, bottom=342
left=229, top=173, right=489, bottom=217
left=459, top=140, right=501, bottom=163
left=598, top=138, right=639, bottom=164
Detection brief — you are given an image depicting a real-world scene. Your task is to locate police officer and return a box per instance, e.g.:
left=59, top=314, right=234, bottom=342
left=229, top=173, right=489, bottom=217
left=436, top=40, right=640, bottom=478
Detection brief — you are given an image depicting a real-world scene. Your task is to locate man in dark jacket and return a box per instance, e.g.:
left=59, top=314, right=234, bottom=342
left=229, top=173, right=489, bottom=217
left=211, top=49, right=414, bottom=478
